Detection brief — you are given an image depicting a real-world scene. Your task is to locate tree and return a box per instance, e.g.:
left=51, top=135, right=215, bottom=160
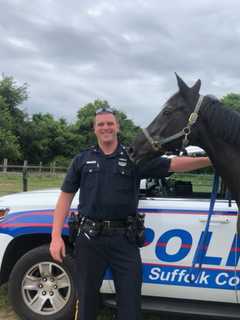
left=21, top=114, right=82, bottom=164
left=0, top=75, right=28, bottom=116
left=221, top=93, right=240, bottom=113
left=75, top=99, right=140, bottom=150
left=117, top=110, right=141, bottom=145
left=0, top=128, right=21, bottom=161
left=0, top=95, right=21, bottom=161
left=0, top=75, right=28, bottom=161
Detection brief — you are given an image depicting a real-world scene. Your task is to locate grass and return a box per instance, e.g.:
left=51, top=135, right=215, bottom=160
left=0, top=285, right=9, bottom=310
left=0, top=172, right=214, bottom=197
left=172, top=173, right=214, bottom=193
left=0, top=172, right=65, bottom=196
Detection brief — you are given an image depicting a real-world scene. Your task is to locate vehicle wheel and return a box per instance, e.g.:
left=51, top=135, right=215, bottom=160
left=8, top=245, right=76, bottom=320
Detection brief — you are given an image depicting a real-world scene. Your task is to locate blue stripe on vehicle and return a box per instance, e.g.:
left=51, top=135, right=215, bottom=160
left=105, top=263, right=240, bottom=291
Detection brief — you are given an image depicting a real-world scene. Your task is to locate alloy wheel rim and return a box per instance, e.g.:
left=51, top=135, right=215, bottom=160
left=21, top=261, right=72, bottom=315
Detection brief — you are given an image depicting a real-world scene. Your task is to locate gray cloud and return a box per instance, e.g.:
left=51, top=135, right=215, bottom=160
left=0, top=0, right=240, bottom=127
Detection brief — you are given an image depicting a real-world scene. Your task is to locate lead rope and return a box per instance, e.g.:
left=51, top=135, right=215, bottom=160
left=74, top=299, right=79, bottom=320
left=189, top=174, right=219, bottom=281
left=234, top=210, right=239, bottom=303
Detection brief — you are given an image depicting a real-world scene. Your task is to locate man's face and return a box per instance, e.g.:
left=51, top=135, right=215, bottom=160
left=94, top=113, right=119, bottom=144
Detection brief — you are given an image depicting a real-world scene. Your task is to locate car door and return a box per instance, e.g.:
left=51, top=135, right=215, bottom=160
left=138, top=174, right=239, bottom=304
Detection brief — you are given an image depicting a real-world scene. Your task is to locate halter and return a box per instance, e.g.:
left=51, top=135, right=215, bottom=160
left=142, top=95, right=204, bottom=151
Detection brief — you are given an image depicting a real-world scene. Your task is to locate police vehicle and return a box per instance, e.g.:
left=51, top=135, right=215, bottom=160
left=0, top=147, right=239, bottom=319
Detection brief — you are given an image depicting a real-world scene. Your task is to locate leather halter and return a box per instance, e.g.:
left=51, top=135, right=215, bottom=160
left=142, top=95, right=204, bottom=151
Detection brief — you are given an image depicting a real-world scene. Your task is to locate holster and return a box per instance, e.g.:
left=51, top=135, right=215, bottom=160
left=68, top=212, right=81, bottom=245
left=125, top=213, right=146, bottom=247
left=79, top=218, right=102, bottom=238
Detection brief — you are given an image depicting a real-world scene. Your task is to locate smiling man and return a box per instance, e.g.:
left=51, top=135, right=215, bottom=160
left=50, top=107, right=211, bottom=320
left=94, top=108, right=119, bottom=150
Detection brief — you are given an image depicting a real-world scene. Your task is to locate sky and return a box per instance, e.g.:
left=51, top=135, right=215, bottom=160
left=1, top=0, right=240, bottom=127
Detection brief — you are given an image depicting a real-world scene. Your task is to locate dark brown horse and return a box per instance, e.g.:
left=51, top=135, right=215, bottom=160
left=129, top=74, right=240, bottom=210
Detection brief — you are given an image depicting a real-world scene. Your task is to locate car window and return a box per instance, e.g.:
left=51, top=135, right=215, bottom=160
left=140, top=173, right=231, bottom=200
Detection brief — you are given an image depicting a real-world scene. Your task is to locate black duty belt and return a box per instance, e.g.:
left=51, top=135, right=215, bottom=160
left=83, top=218, right=128, bottom=229
left=102, top=220, right=127, bottom=229
left=77, top=215, right=145, bottom=241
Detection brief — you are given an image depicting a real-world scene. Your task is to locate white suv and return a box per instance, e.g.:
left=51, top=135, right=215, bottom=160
left=0, top=165, right=239, bottom=319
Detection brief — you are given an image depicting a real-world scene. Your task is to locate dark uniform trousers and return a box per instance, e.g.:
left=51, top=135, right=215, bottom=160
left=74, top=231, right=142, bottom=320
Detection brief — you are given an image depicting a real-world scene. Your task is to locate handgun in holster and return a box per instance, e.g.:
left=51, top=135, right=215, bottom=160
left=80, top=218, right=102, bottom=239
left=125, top=213, right=146, bottom=247
left=68, top=211, right=80, bottom=245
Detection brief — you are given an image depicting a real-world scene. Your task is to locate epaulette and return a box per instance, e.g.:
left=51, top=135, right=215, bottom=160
left=89, top=145, right=98, bottom=152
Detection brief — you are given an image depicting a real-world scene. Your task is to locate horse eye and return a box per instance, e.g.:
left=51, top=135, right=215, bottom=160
left=163, top=108, right=171, bottom=115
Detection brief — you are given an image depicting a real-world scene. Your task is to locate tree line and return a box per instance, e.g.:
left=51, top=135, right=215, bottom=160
left=0, top=75, right=140, bottom=166
left=0, top=75, right=240, bottom=166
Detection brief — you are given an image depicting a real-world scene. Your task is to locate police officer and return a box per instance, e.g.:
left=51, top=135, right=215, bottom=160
left=50, top=107, right=211, bottom=320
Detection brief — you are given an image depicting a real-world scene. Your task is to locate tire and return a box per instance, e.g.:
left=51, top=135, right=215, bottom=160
left=8, top=245, right=76, bottom=320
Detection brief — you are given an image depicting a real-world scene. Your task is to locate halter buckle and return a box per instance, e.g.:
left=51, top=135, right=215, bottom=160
left=152, top=140, right=161, bottom=151
left=183, top=126, right=191, bottom=135
left=188, top=112, right=198, bottom=125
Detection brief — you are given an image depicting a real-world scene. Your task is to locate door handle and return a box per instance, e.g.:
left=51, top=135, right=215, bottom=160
left=199, top=217, right=230, bottom=224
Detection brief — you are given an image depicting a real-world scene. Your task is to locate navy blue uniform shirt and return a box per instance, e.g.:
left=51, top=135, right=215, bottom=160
left=61, top=144, right=170, bottom=220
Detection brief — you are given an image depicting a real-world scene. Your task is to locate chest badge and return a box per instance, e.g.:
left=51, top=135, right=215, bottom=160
left=118, top=158, right=127, bottom=167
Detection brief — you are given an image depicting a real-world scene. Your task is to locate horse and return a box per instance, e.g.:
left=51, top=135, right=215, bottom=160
left=128, top=74, right=240, bottom=211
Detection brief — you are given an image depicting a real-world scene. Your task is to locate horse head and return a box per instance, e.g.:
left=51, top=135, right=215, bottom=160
left=129, top=74, right=203, bottom=163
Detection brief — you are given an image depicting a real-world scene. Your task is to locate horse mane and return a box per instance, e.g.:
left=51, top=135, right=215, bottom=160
left=201, top=99, right=240, bottom=146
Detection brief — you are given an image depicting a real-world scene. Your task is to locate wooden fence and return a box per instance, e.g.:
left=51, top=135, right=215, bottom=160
left=0, top=159, right=68, bottom=192
left=0, top=158, right=67, bottom=174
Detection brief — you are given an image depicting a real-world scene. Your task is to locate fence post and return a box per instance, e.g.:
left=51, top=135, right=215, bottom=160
left=22, top=160, right=28, bottom=192
left=52, top=161, right=56, bottom=175
left=39, top=161, right=42, bottom=173
left=3, top=158, right=8, bottom=172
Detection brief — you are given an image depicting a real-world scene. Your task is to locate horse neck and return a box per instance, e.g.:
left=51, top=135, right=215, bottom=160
left=199, top=99, right=240, bottom=147
left=193, top=123, right=240, bottom=203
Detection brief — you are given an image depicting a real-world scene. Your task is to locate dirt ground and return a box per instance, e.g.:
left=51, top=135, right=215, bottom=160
left=0, top=307, right=18, bottom=320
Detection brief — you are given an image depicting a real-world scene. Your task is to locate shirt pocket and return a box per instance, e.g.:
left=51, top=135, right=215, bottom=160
left=114, top=165, right=134, bottom=191
left=82, top=164, right=100, bottom=188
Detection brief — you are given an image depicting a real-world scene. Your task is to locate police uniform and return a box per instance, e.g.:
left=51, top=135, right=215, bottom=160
left=61, top=144, right=170, bottom=320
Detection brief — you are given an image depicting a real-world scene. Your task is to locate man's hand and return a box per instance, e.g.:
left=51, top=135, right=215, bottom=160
left=50, top=192, right=75, bottom=262
left=49, top=236, right=66, bottom=263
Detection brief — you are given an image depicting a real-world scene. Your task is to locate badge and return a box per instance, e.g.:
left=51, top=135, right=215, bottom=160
left=118, top=158, right=127, bottom=167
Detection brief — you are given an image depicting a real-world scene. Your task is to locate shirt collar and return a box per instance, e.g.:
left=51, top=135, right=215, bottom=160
left=94, top=143, right=125, bottom=158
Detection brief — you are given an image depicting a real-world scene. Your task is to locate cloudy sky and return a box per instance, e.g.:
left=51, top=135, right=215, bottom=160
left=1, top=0, right=240, bottom=127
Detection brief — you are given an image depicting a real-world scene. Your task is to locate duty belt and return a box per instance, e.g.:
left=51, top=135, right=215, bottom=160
left=78, top=217, right=129, bottom=238
left=83, top=218, right=128, bottom=229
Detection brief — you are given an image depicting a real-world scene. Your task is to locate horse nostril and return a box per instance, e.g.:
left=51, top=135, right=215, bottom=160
left=128, top=146, right=134, bottom=155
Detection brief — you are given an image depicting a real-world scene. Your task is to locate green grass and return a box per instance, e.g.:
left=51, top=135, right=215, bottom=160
left=0, top=285, right=9, bottom=310
left=0, top=172, right=214, bottom=197
left=0, top=172, right=65, bottom=196
left=172, top=173, right=214, bottom=193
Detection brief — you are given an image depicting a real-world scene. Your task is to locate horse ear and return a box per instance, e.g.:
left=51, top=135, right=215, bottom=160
left=175, top=73, right=190, bottom=96
left=192, top=79, right=201, bottom=95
